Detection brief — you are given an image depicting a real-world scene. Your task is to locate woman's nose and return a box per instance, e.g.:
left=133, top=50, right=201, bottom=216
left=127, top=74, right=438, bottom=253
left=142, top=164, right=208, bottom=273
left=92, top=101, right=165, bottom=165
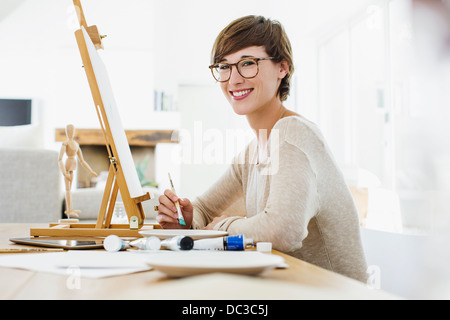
left=228, top=65, right=244, bottom=85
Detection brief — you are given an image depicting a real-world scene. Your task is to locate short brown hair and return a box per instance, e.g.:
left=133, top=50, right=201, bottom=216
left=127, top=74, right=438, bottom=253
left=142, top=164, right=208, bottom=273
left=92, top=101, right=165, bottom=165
left=211, top=15, right=294, bottom=102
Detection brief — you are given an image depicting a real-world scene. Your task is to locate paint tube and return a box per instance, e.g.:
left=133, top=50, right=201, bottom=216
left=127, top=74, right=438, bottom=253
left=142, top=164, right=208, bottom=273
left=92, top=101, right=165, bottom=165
left=160, top=236, right=194, bottom=251
left=129, top=236, right=161, bottom=251
left=103, top=235, right=130, bottom=252
left=193, top=234, right=254, bottom=251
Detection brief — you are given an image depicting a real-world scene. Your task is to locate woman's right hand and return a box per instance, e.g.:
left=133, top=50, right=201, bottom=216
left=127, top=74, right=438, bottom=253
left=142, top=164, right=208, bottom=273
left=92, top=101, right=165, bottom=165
left=157, top=189, right=193, bottom=229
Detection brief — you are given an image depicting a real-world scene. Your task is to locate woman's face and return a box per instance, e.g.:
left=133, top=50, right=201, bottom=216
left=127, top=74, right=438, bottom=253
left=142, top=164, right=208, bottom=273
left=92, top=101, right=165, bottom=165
left=219, top=46, right=288, bottom=116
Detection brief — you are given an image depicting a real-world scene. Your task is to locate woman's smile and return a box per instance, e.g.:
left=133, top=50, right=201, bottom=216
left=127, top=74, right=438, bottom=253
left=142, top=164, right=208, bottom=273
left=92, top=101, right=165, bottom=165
left=229, top=88, right=254, bottom=100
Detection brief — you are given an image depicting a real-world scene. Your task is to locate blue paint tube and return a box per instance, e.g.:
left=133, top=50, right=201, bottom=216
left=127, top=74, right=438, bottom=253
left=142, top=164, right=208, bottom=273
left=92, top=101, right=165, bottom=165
left=193, top=235, right=254, bottom=251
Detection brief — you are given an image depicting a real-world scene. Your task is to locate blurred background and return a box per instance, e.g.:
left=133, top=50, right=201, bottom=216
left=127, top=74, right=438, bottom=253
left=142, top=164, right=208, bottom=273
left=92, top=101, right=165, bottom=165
left=1, top=0, right=450, bottom=298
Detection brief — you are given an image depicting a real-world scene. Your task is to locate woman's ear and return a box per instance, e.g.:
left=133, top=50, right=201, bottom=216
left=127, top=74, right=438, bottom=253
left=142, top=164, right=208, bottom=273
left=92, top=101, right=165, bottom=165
left=278, top=60, right=290, bottom=80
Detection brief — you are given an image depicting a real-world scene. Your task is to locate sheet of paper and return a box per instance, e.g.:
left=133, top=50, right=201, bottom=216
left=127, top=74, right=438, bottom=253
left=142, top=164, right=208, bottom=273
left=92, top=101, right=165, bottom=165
left=0, top=251, right=151, bottom=278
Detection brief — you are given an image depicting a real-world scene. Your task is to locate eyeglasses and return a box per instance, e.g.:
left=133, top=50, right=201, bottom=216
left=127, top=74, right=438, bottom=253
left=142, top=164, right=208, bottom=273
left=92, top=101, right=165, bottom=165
left=209, top=57, right=276, bottom=82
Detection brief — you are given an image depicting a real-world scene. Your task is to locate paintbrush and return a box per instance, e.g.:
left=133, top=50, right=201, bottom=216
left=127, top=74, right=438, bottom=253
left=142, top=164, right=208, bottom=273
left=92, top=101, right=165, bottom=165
left=168, top=172, right=186, bottom=226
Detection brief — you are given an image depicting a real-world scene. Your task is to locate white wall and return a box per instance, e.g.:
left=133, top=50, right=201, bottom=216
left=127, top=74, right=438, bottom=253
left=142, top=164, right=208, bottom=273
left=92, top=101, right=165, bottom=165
left=0, top=0, right=156, bottom=150
left=176, top=84, right=251, bottom=199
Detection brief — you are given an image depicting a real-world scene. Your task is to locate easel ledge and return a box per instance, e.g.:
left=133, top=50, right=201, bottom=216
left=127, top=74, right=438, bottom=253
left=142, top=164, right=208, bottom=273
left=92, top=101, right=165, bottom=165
left=30, top=223, right=161, bottom=238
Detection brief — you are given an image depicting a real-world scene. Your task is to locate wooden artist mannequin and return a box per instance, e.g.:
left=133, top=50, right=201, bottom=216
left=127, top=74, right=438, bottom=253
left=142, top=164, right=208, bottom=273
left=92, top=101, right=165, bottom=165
left=59, top=124, right=98, bottom=219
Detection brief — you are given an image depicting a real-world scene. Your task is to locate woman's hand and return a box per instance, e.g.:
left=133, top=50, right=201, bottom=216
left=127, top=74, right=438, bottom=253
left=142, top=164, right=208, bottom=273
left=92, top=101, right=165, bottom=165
left=157, top=189, right=193, bottom=229
left=203, top=215, right=228, bottom=230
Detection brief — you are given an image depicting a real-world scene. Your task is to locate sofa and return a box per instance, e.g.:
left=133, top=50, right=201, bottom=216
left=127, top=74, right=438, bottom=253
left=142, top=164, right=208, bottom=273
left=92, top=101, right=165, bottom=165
left=0, top=148, right=159, bottom=223
left=0, top=148, right=62, bottom=222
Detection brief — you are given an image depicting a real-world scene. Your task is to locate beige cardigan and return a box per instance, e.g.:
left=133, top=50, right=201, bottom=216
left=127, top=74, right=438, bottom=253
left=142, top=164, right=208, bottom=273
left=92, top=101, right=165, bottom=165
left=192, top=116, right=368, bottom=282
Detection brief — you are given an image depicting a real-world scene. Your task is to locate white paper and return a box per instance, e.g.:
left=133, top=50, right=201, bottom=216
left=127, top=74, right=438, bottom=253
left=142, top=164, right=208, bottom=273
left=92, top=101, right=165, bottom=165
left=0, top=251, right=151, bottom=278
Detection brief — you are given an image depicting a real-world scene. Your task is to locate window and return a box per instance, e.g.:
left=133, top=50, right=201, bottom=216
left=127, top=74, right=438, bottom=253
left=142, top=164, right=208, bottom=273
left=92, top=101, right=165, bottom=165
left=317, top=0, right=416, bottom=232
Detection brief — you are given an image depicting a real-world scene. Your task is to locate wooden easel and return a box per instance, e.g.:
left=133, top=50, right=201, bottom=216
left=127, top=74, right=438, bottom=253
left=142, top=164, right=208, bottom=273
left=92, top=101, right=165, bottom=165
left=30, top=0, right=158, bottom=238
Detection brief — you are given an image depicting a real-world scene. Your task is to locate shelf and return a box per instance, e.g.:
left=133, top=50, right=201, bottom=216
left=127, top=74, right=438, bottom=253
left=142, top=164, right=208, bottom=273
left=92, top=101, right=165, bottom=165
left=55, top=128, right=179, bottom=147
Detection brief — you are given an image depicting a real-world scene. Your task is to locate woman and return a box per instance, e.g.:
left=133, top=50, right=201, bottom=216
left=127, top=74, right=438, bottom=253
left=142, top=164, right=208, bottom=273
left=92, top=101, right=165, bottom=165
left=157, top=16, right=367, bottom=282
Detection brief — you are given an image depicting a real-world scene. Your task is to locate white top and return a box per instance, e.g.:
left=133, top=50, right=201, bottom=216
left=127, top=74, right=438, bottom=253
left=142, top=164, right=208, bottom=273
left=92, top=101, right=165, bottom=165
left=192, top=116, right=367, bottom=282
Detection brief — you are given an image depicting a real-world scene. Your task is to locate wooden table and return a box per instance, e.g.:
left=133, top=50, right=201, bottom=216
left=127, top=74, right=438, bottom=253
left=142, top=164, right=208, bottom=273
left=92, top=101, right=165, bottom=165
left=0, top=223, right=399, bottom=300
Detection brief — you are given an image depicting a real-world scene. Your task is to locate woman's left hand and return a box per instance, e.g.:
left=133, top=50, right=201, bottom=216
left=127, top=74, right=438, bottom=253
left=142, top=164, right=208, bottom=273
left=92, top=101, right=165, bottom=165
left=203, top=215, right=228, bottom=230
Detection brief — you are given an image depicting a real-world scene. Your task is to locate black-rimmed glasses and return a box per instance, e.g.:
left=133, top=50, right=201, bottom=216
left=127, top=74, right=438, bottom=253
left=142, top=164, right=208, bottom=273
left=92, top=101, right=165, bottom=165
left=209, top=57, right=276, bottom=82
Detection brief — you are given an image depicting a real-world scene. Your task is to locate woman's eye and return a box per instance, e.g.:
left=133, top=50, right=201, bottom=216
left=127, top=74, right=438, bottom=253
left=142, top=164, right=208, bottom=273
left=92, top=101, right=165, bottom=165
left=241, top=60, right=256, bottom=67
left=218, top=64, right=230, bottom=71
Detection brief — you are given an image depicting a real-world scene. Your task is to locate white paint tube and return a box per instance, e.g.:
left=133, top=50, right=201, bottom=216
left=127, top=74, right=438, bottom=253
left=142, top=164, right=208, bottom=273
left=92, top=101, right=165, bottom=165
left=104, top=235, right=162, bottom=252
left=129, top=236, right=161, bottom=251
left=160, top=236, right=194, bottom=251
left=103, top=235, right=130, bottom=252
left=193, top=235, right=254, bottom=251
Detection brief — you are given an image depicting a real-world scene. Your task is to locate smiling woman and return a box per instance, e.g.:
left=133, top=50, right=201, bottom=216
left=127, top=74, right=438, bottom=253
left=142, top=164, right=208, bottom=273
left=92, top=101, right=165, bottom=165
left=156, top=15, right=368, bottom=283
left=210, top=16, right=294, bottom=103
left=212, top=46, right=289, bottom=121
